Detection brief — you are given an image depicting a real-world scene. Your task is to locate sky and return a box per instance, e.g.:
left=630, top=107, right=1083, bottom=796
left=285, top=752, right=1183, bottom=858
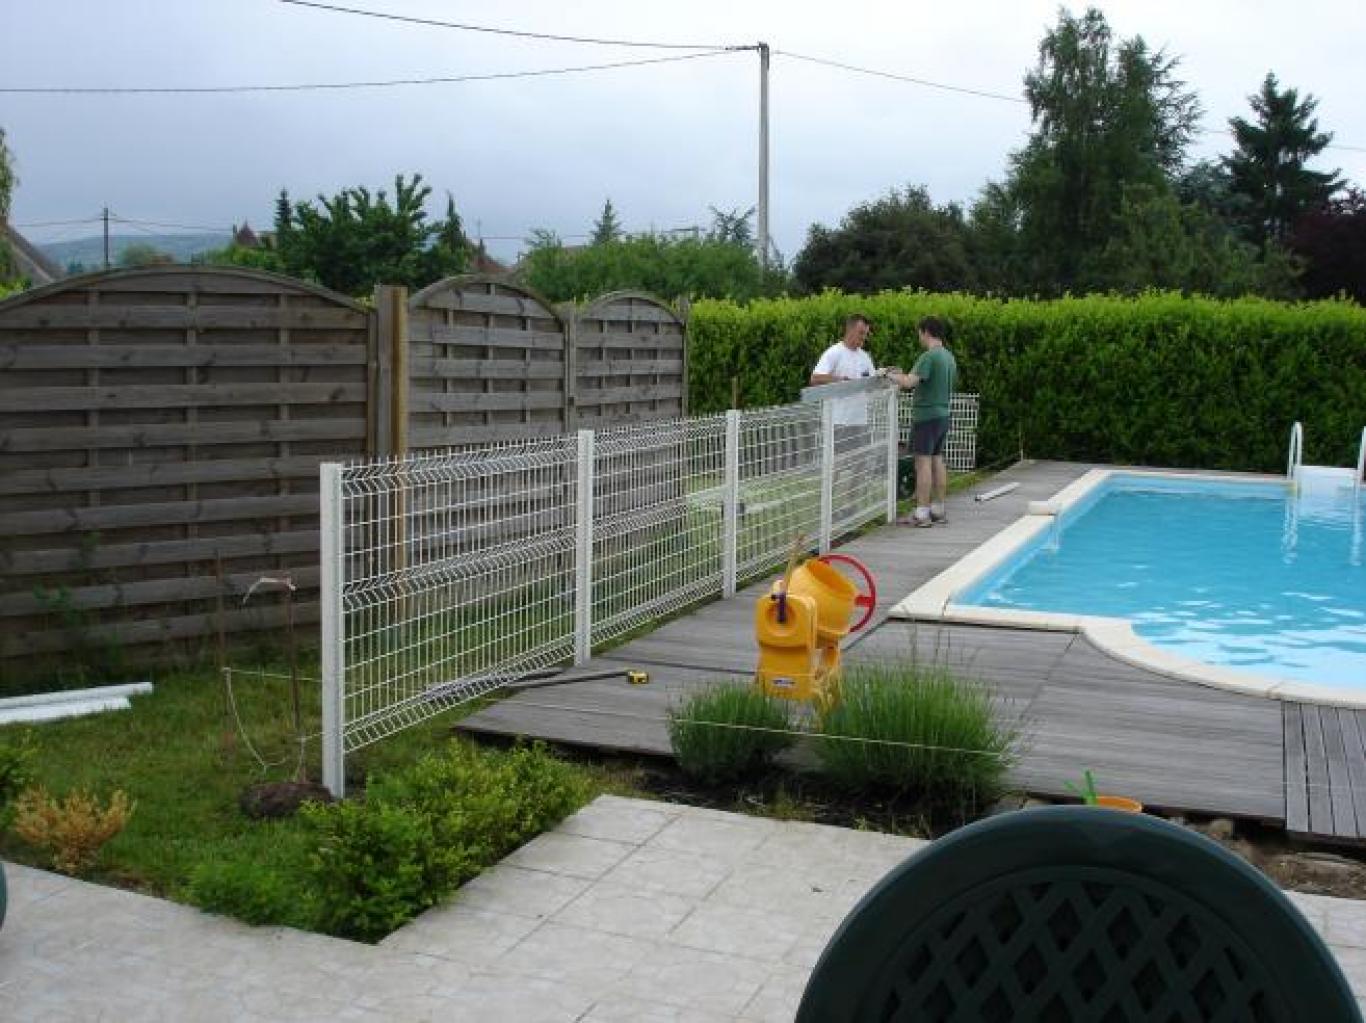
left=4, top=0, right=1365, bottom=263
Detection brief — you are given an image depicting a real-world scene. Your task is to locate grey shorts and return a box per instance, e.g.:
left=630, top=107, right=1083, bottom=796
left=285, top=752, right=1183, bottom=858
left=910, top=416, right=950, bottom=457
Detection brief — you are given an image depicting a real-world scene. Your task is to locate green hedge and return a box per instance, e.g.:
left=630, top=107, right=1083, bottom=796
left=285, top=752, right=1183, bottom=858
left=688, top=291, right=1366, bottom=471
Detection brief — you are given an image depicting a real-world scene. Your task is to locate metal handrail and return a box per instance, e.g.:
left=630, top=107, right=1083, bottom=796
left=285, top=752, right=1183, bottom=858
left=1287, top=421, right=1304, bottom=481
left=1356, top=425, right=1365, bottom=496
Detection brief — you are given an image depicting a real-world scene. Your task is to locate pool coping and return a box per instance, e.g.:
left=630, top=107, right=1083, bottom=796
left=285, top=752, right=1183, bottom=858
left=889, top=467, right=1366, bottom=709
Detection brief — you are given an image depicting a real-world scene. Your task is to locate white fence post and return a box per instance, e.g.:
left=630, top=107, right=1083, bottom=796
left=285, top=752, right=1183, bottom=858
left=722, top=409, right=740, bottom=596
left=574, top=429, right=595, bottom=665
left=819, top=399, right=835, bottom=553
left=320, top=462, right=346, bottom=798
left=885, top=388, right=899, bottom=523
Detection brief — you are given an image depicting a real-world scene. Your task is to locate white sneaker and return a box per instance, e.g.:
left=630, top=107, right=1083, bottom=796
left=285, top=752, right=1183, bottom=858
left=930, top=503, right=947, bottom=524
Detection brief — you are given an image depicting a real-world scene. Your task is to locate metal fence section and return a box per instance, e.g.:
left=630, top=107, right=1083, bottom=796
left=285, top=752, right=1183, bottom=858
left=898, top=392, right=980, bottom=473
left=321, top=389, right=973, bottom=794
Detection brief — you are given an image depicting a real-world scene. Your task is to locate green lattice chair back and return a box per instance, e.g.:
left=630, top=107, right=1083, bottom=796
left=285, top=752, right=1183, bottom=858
left=797, top=806, right=1360, bottom=1023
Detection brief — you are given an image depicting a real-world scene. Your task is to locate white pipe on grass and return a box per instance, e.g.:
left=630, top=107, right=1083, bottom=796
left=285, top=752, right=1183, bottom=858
left=0, top=681, right=152, bottom=712
left=975, top=482, right=1021, bottom=503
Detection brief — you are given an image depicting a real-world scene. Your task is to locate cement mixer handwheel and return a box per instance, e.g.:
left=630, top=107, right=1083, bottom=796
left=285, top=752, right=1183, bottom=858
left=816, top=553, right=877, bottom=632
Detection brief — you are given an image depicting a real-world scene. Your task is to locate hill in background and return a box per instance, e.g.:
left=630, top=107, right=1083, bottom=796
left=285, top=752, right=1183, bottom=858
left=40, top=232, right=231, bottom=272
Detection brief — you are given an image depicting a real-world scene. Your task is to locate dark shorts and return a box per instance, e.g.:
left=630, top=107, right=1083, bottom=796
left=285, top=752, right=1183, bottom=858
left=911, top=416, right=950, bottom=457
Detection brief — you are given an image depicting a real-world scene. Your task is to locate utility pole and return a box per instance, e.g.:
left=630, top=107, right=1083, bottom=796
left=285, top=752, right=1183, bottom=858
left=757, top=42, right=770, bottom=269
left=102, top=207, right=110, bottom=269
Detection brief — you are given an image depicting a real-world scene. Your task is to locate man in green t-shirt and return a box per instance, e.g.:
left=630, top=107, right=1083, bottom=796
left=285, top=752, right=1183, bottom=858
left=900, top=316, right=957, bottom=528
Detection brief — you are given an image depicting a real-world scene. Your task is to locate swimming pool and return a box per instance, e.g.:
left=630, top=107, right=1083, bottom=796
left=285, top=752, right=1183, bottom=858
left=900, top=470, right=1366, bottom=702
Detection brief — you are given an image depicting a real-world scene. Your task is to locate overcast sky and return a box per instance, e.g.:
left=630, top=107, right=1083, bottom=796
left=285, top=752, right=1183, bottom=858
left=5, top=0, right=1365, bottom=262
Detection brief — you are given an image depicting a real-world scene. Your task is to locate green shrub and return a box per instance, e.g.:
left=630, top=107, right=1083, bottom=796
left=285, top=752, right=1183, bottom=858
left=689, top=290, right=1366, bottom=472
left=668, top=684, right=795, bottom=784
left=0, top=731, right=36, bottom=823
left=301, top=741, right=587, bottom=941
left=188, top=858, right=314, bottom=928
left=816, top=661, right=1018, bottom=809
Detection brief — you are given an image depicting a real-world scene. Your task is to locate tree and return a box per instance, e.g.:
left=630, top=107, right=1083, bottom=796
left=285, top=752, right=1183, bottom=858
left=1289, top=188, right=1366, bottom=302
left=793, top=186, right=977, bottom=294
left=118, top=243, right=174, bottom=268
left=998, top=7, right=1201, bottom=292
left=1223, top=72, right=1343, bottom=248
left=708, top=206, right=755, bottom=247
left=269, top=174, right=471, bottom=295
left=1083, top=183, right=1298, bottom=297
left=0, top=127, right=16, bottom=280
left=590, top=199, right=623, bottom=245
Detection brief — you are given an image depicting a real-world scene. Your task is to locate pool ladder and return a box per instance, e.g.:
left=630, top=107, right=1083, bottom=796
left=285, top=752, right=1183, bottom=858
left=1287, top=421, right=1366, bottom=497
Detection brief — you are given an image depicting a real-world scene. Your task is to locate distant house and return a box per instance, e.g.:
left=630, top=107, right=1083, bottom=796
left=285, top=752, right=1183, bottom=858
left=232, top=222, right=261, bottom=249
left=471, top=242, right=507, bottom=274
left=2, top=220, right=63, bottom=285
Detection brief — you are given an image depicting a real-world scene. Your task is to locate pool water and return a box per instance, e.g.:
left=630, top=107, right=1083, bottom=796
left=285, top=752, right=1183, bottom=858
left=958, top=475, right=1366, bottom=689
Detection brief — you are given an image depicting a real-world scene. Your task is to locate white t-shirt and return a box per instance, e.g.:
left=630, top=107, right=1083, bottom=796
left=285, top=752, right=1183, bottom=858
left=812, top=342, right=877, bottom=425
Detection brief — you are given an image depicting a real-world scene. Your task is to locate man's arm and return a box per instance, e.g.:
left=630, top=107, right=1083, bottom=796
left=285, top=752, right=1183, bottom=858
left=809, top=371, right=843, bottom=385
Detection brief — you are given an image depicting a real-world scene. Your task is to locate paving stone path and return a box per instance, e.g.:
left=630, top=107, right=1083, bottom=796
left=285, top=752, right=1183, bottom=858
left=3, top=795, right=1366, bottom=1021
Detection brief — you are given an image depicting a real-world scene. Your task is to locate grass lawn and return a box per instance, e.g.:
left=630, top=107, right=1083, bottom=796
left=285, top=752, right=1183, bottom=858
left=0, top=659, right=634, bottom=918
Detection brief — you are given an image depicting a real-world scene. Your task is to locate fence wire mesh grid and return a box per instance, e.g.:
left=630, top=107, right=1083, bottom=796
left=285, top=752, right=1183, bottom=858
left=322, top=392, right=979, bottom=792
left=898, top=393, right=980, bottom=474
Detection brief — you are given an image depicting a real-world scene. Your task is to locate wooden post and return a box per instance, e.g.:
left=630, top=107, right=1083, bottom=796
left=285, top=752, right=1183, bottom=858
left=731, top=375, right=740, bottom=411
left=389, top=286, right=409, bottom=460
left=369, top=285, right=394, bottom=458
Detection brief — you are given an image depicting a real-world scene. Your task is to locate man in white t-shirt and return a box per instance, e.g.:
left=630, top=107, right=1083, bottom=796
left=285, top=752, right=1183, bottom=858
left=810, top=314, right=879, bottom=426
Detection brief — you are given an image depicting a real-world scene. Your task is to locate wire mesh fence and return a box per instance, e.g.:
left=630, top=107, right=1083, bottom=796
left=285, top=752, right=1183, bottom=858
left=321, top=390, right=978, bottom=794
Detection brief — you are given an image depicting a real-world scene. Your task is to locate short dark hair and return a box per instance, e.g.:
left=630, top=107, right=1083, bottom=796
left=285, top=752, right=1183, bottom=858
left=917, top=315, right=949, bottom=341
left=845, top=313, right=871, bottom=329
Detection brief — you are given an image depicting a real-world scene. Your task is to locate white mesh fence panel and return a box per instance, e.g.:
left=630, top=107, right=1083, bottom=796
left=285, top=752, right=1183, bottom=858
left=898, top=392, right=979, bottom=473
left=322, top=392, right=981, bottom=792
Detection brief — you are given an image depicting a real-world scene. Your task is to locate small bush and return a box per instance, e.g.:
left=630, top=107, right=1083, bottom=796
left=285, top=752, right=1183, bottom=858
left=816, top=661, right=1018, bottom=809
left=12, top=786, right=133, bottom=876
left=301, top=741, right=588, bottom=941
left=0, top=731, right=36, bottom=823
left=668, top=684, right=795, bottom=784
left=188, top=859, right=312, bottom=928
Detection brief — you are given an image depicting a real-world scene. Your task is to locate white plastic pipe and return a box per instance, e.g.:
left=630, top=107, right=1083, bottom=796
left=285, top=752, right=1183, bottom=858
left=975, top=482, right=1021, bottom=503
left=1287, top=421, right=1303, bottom=480
left=0, top=697, right=131, bottom=726
left=0, top=681, right=152, bottom=712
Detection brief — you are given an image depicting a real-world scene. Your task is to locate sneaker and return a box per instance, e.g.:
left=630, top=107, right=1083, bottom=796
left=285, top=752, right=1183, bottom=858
left=898, top=508, right=933, bottom=528
left=930, top=504, right=947, bottom=524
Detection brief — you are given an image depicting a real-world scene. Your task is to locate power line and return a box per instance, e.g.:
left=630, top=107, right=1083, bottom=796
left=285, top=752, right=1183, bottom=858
left=109, top=214, right=230, bottom=233
left=776, top=49, right=1027, bottom=105
left=11, top=215, right=103, bottom=228
left=0, top=50, right=739, bottom=95
left=778, top=49, right=1366, bottom=156
left=279, top=0, right=752, bottom=52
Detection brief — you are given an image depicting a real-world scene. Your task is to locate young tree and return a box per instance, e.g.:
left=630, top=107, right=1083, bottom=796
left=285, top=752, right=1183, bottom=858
left=270, top=174, right=471, bottom=295
left=1223, top=72, right=1343, bottom=248
left=0, top=127, right=16, bottom=279
left=793, top=186, right=977, bottom=294
left=1000, top=7, right=1201, bottom=292
left=707, top=206, right=755, bottom=247
left=118, top=243, right=174, bottom=268
left=590, top=199, right=623, bottom=245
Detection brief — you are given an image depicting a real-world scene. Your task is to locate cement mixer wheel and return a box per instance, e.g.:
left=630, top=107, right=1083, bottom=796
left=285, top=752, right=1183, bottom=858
left=816, top=553, right=877, bottom=632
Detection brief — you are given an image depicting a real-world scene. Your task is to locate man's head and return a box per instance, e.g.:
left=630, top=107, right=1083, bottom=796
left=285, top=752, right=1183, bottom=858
left=842, top=313, right=871, bottom=349
left=917, top=315, right=948, bottom=349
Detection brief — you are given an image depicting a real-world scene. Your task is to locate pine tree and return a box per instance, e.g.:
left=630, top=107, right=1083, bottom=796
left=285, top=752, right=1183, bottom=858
left=590, top=198, right=622, bottom=245
left=1223, top=73, right=1342, bottom=247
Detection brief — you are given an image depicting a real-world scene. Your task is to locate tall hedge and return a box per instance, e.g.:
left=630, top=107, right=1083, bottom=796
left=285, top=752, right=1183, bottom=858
left=688, top=291, right=1366, bottom=472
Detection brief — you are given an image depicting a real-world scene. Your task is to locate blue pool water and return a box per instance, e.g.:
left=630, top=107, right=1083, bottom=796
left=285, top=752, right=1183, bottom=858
left=958, top=475, right=1366, bottom=689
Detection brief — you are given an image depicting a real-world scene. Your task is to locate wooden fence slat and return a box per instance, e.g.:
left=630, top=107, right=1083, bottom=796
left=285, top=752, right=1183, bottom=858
left=0, top=344, right=368, bottom=370
left=576, top=333, right=684, bottom=351
left=1, top=565, right=323, bottom=616
left=1, top=418, right=366, bottom=453
left=2, top=456, right=329, bottom=496
left=577, top=358, right=684, bottom=378
left=0, top=493, right=320, bottom=537
left=417, top=291, right=558, bottom=318
left=579, top=305, right=680, bottom=324
left=0, top=382, right=366, bottom=412
left=575, top=384, right=684, bottom=405
left=1, top=529, right=322, bottom=576
left=409, top=392, right=565, bottom=414
left=410, top=358, right=564, bottom=380
left=415, top=325, right=565, bottom=350
left=6, top=601, right=322, bottom=657
left=0, top=306, right=366, bottom=330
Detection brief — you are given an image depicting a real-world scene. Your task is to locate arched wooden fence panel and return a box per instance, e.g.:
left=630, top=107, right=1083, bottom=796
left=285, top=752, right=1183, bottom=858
left=571, top=291, right=687, bottom=429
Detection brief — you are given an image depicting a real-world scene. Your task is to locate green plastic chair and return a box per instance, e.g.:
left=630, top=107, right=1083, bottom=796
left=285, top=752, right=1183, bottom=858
left=797, top=806, right=1361, bottom=1022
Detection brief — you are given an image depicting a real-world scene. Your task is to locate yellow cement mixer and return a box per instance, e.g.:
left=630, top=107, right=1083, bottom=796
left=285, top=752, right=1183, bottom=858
left=754, top=551, right=876, bottom=707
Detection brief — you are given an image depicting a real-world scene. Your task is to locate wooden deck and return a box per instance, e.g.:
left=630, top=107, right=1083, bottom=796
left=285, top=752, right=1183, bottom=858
left=458, top=460, right=1362, bottom=843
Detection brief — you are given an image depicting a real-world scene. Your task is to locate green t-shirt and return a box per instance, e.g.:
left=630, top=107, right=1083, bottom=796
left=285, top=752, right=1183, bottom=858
left=910, top=346, right=957, bottom=423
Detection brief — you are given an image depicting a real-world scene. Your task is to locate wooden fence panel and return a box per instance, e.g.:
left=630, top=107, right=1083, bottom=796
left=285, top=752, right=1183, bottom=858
left=0, top=266, right=373, bottom=684
left=405, top=276, right=568, bottom=453
left=571, top=291, right=687, bottom=429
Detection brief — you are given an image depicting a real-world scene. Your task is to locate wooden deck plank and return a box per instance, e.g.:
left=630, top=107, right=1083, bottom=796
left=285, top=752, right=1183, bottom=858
left=1283, top=703, right=1310, bottom=836
left=1340, top=710, right=1366, bottom=838
left=1320, top=708, right=1359, bottom=839
left=1303, top=705, right=1336, bottom=836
